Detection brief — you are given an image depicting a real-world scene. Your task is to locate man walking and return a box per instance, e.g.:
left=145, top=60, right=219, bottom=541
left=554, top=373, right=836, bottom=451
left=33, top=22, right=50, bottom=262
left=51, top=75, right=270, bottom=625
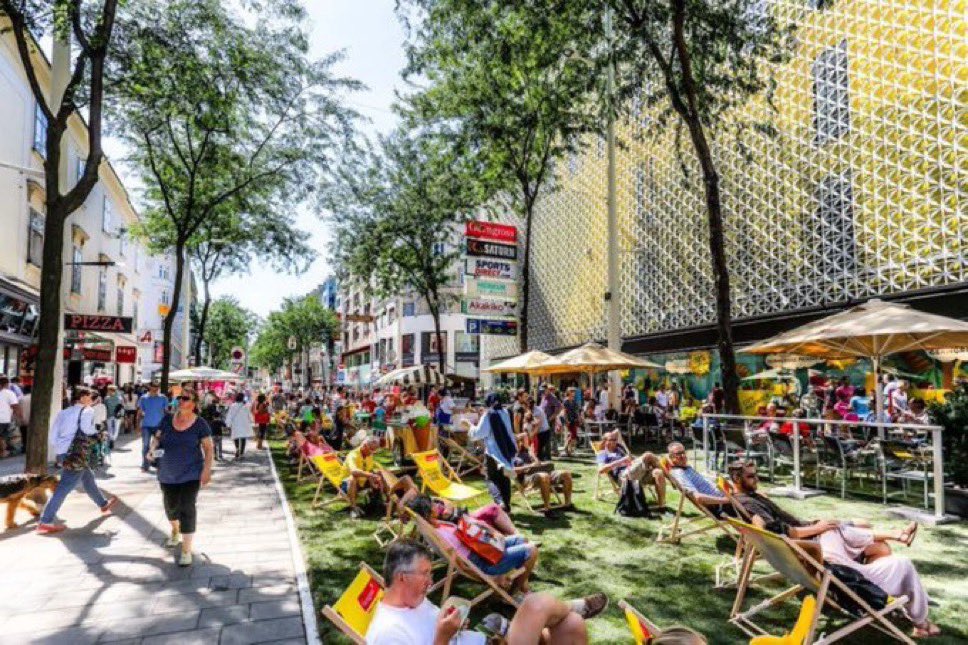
left=138, top=383, right=169, bottom=473
left=103, top=385, right=124, bottom=450
left=0, top=376, right=22, bottom=457
left=37, top=387, right=119, bottom=534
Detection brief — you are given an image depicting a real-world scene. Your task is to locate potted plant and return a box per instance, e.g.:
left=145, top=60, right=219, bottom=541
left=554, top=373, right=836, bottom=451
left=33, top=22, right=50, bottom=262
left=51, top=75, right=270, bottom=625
left=929, top=381, right=968, bottom=517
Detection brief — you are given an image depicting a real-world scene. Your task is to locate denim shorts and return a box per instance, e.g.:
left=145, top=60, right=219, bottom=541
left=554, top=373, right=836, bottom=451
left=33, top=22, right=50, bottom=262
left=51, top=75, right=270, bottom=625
left=471, top=535, right=532, bottom=575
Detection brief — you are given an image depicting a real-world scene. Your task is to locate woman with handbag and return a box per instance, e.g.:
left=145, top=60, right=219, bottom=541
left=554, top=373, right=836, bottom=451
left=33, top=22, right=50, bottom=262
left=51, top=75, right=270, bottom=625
left=36, top=387, right=119, bottom=534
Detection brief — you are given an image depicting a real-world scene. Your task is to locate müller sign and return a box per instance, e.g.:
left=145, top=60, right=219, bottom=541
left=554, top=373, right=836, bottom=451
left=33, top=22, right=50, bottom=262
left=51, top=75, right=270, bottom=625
left=64, top=314, right=134, bottom=333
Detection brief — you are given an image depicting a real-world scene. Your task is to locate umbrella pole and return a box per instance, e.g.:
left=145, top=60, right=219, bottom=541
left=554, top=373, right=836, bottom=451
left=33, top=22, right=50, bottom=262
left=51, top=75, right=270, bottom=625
left=873, top=355, right=884, bottom=438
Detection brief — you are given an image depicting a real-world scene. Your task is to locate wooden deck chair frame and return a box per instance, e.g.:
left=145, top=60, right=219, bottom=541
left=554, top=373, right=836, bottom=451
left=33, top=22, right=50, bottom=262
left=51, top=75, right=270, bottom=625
left=591, top=436, right=658, bottom=503
left=296, top=450, right=322, bottom=483
left=404, top=507, right=522, bottom=610
left=512, top=463, right=567, bottom=513
left=711, top=476, right=783, bottom=590
left=311, top=453, right=358, bottom=509
left=657, top=457, right=735, bottom=546
left=726, top=517, right=915, bottom=645
left=412, top=449, right=486, bottom=503
left=373, top=466, right=406, bottom=547
left=619, top=600, right=665, bottom=645
left=321, top=561, right=385, bottom=644
left=440, top=436, right=485, bottom=478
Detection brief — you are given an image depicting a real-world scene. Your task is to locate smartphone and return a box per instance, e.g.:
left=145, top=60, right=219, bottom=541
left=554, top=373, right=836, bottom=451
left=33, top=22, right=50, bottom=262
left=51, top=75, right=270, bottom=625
left=443, top=597, right=471, bottom=624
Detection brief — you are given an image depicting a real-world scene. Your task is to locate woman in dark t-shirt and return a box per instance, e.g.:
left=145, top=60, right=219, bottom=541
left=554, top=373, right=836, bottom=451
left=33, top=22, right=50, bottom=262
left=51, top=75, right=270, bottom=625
left=149, top=390, right=213, bottom=567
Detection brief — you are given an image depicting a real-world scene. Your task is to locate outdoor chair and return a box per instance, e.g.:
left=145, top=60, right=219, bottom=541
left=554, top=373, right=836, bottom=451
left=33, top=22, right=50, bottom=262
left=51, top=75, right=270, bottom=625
left=721, top=425, right=752, bottom=470
left=726, top=517, right=915, bottom=644
left=310, top=453, right=364, bottom=510
left=590, top=437, right=659, bottom=503
left=749, top=595, right=819, bottom=645
left=743, top=430, right=775, bottom=482
left=619, top=600, right=666, bottom=644
left=656, top=456, right=736, bottom=547
left=411, top=449, right=486, bottom=503
left=372, top=466, right=407, bottom=548
left=403, top=507, right=522, bottom=609
left=439, top=435, right=485, bottom=478
left=513, top=462, right=568, bottom=513
left=815, top=435, right=850, bottom=498
left=321, top=562, right=385, bottom=644
left=878, top=440, right=935, bottom=509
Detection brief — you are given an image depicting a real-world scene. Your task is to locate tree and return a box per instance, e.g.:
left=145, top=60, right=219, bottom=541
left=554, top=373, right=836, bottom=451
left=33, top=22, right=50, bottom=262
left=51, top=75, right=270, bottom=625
left=2, top=0, right=120, bottom=473
left=327, top=131, right=489, bottom=370
left=250, top=296, right=340, bottom=382
left=398, top=0, right=603, bottom=353
left=112, top=0, right=357, bottom=393
left=201, top=296, right=258, bottom=369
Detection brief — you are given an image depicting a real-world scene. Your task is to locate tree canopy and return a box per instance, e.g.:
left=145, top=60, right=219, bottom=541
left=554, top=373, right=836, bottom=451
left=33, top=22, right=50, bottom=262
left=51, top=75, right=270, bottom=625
left=250, top=296, right=340, bottom=373
left=200, top=296, right=259, bottom=369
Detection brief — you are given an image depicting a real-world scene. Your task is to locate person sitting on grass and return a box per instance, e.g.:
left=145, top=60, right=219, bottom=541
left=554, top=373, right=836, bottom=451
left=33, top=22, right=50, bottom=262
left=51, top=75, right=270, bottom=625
left=665, top=442, right=731, bottom=516
left=366, top=540, right=608, bottom=645
left=729, top=460, right=937, bottom=638
left=513, top=433, right=573, bottom=515
left=407, top=495, right=539, bottom=597
left=342, top=437, right=385, bottom=518
left=596, top=431, right=667, bottom=509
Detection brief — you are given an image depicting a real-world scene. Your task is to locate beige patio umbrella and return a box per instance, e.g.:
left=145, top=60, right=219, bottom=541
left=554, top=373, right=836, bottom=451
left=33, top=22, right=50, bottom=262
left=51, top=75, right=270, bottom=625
left=535, top=342, right=662, bottom=375
left=482, top=350, right=553, bottom=374
left=743, top=298, right=968, bottom=418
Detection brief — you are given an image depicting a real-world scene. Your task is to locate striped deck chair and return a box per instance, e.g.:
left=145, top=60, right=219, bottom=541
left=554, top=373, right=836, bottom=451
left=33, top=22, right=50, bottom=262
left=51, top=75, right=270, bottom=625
left=321, top=562, right=385, bottom=644
left=412, top=450, right=485, bottom=503
left=620, top=600, right=665, bottom=644
left=657, top=456, right=735, bottom=545
left=591, top=437, right=660, bottom=503
left=726, top=518, right=914, bottom=644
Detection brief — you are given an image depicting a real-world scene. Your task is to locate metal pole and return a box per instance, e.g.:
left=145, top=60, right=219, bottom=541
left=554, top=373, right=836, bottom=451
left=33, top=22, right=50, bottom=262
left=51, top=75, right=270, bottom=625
left=792, top=415, right=802, bottom=493
left=702, top=414, right=710, bottom=471
left=604, top=9, right=622, bottom=413
left=932, top=427, right=945, bottom=519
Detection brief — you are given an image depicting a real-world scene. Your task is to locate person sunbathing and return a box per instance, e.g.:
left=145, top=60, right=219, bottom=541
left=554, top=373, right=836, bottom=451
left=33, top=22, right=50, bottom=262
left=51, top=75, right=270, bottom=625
left=664, top=442, right=733, bottom=514
left=729, top=460, right=937, bottom=638
left=513, top=433, right=574, bottom=515
left=596, top=431, right=667, bottom=508
left=366, top=539, right=607, bottom=645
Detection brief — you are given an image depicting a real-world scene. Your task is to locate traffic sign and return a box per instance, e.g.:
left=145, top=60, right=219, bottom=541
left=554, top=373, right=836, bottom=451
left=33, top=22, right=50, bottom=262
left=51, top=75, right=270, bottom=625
left=466, top=318, right=518, bottom=336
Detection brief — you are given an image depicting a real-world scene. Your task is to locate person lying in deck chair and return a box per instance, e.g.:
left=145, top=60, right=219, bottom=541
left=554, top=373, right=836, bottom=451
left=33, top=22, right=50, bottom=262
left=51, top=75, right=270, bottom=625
left=513, top=434, right=574, bottom=515
left=729, top=460, right=937, bottom=638
left=366, top=539, right=608, bottom=645
left=596, top=431, right=667, bottom=509
left=343, top=437, right=386, bottom=518
left=666, top=442, right=733, bottom=517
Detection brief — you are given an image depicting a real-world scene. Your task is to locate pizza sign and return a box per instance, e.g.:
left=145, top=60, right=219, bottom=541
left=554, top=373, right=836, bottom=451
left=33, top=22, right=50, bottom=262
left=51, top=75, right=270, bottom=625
left=64, top=314, right=133, bottom=333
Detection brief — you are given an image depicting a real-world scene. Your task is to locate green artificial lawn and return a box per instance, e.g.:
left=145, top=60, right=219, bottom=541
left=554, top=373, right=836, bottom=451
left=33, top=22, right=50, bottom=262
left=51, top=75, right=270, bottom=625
left=270, top=441, right=968, bottom=644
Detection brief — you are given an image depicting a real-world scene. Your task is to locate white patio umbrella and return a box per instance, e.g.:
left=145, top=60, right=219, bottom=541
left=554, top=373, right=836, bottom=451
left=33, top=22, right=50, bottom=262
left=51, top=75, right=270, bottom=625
left=168, top=366, right=243, bottom=382
left=535, top=342, right=663, bottom=375
left=483, top=350, right=553, bottom=374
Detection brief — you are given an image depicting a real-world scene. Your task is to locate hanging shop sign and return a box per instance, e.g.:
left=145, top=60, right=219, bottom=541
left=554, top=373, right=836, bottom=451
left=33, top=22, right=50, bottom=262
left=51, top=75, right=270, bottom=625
left=153, top=341, right=165, bottom=363
left=465, top=239, right=517, bottom=261
left=64, top=314, right=133, bottom=333
left=465, top=220, right=518, bottom=244
left=138, top=330, right=153, bottom=344
left=115, top=346, right=137, bottom=364
left=464, top=277, right=518, bottom=301
left=461, top=299, right=517, bottom=318
left=63, top=347, right=113, bottom=362
left=466, top=318, right=518, bottom=336
left=465, top=257, right=516, bottom=281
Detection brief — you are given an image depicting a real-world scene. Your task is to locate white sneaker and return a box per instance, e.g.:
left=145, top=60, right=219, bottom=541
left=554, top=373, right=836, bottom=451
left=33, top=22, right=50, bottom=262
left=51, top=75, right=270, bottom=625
left=178, top=551, right=193, bottom=567
left=164, top=533, right=182, bottom=547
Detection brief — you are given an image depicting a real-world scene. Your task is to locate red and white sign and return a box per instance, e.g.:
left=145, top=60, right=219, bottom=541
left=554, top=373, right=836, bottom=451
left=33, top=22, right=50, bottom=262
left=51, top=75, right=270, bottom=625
left=115, top=346, right=137, bottom=364
left=465, top=220, right=517, bottom=244
left=139, top=330, right=153, bottom=344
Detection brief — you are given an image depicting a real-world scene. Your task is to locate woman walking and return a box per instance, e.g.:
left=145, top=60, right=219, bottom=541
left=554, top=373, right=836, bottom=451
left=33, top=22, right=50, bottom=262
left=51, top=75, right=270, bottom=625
left=149, top=390, right=213, bottom=566
left=225, top=392, right=254, bottom=460
left=253, top=393, right=271, bottom=450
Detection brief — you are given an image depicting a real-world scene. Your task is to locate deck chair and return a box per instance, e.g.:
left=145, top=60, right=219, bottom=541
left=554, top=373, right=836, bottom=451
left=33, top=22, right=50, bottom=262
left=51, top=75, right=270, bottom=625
left=372, top=465, right=407, bottom=548
left=656, top=456, right=735, bottom=546
left=749, top=595, right=818, bottom=645
left=412, top=450, right=486, bottom=503
left=440, top=435, right=485, bottom=478
left=310, top=453, right=359, bottom=509
left=591, top=437, right=657, bottom=502
left=404, top=507, right=522, bottom=609
left=619, top=600, right=665, bottom=644
left=512, top=462, right=567, bottom=513
left=321, top=562, right=385, bottom=644
left=726, top=518, right=915, bottom=644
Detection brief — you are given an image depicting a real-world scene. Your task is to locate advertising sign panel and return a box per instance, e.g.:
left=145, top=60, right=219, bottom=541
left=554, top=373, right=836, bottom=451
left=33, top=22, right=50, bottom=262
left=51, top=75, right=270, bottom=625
left=464, top=257, right=516, bottom=281
left=461, top=299, right=516, bottom=318
left=464, top=277, right=518, bottom=301
left=465, top=220, right=517, bottom=244
left=115, top=346, right=137, bottom=363
left=465, top=239, right=517, bottom=260
left=465, top=318, right=518, bottom=336
left=64, top=314, right=133, bottom=333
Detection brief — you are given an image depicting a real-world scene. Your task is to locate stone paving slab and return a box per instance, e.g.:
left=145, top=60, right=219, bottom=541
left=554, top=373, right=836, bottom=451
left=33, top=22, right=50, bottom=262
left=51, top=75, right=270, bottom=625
left=0, top=434, right=309, bottom=644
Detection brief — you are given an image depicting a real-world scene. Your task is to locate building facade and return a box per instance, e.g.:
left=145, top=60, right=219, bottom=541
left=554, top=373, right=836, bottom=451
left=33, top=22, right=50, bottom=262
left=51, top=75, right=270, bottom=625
left=136, top=253, right=191, bottom=382
left=526, top=1, right=966, bottom=364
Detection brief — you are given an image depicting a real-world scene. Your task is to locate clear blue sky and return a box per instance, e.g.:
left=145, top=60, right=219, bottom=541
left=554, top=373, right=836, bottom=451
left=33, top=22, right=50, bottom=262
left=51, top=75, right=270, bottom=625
left=210, top=0, right=405, bottom=318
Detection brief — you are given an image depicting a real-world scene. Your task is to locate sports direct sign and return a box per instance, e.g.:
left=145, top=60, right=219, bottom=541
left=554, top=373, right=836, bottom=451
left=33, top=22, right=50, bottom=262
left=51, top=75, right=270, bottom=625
left=465, top=257, right=516, bottom=281
left=465, top=220, right=517, bottom=244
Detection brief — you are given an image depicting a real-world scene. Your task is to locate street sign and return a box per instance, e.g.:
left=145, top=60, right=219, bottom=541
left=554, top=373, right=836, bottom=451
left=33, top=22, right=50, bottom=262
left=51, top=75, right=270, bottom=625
left=287, top=336, right=297, bottom=350
left=465, top=257, right=516, bottom=281
left=64, top=314, right=133, bottom=333
left=465, top=220, right=517, bottom=244
left=230, top=346, right=245, bottom=362
left=466, top=318, right=518, bottom=336
left=138, top=330, right=153, bottom=344
left=465, top=239, right=517, bottom=261
left=115, top=346, right=137, bottom=363
left=461, top=299, right=517, bottom=318
left=231, top=362, right=245, bottom=375
left=343, top=313, right=375, bottom=323
left=464, top=277, right=518, bottom=301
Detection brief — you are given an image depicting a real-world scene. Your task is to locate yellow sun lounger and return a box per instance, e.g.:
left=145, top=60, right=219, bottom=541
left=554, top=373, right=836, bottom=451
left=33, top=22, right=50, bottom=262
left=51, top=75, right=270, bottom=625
left=412, top=450, right=485, bottom=503
left=321, top=562, right=385, bottom=644
left=311, top=453, right=354, bottom=509
left=749, top=596, right=818, bottom=645
left=619, top=600, right=665, bottom=644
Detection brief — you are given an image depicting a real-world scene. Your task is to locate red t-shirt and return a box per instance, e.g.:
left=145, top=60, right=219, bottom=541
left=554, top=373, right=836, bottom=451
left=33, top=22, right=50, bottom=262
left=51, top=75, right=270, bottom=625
left=779, top=421, right=810, bottom=439
left=428, top=393, right=440, bottom=414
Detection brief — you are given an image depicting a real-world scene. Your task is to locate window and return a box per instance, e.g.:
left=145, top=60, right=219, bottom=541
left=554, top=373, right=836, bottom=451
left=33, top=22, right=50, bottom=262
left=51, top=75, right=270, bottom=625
left=421, top=331, right=447, bottom=359
left=33, top=104, right=47, bottom=157
left=97, top=269, right=108, bottom=311
left=132, top=301, right=139, bottom=330
left=102, top=197, right=115, bottom=234
left=119, top=231, right=127, bottom=256
left=27, top=208, right=44, bottom=266
left=432, top=242, right=446, bottom=256
left=597, top=136, right=605, bottom=159
left=401, top=334, right=415, bottom=366
left=71, top=245, right=83, bottom=293
left=811, top=173, right=856, bottom=281
left=161, top=289, right=170, bottom=306
left=809, top=0, right=834, bottom=8
left=812, top=40, right=850, bottom=145
left=403, top=302, right=415, bottom=317
left=75, top=156, right=86, bottom=186
left=117, top=285, right=124, bottom=316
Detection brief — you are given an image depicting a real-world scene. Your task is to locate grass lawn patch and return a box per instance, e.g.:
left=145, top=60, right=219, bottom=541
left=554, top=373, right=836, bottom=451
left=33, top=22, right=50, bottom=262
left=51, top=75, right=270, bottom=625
left=270, top=442, right=968, bottom=643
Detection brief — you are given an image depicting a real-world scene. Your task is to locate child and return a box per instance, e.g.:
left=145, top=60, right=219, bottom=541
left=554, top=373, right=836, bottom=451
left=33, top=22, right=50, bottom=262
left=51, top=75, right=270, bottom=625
left=202, top=401, right=225, bottom=461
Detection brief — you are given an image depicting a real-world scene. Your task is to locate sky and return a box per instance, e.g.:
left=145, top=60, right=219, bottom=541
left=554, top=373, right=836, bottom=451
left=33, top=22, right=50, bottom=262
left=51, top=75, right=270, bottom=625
left=208, top=0, right=406, bottom=318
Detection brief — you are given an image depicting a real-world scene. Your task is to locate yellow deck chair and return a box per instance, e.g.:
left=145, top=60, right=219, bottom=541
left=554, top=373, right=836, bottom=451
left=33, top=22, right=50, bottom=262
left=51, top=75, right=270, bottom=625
left=412, top=450, right=485, bottom=503
left=726, top=518, right=914, bottom=645
left=619, top=600, right=665, bottom=644
left=404, top=507, right=522, bottom=610
left=749, top=596, right=818, bottom=645
left=311, top=453, right=355, bottom=509
left=321, top=562, right=385, bottom=644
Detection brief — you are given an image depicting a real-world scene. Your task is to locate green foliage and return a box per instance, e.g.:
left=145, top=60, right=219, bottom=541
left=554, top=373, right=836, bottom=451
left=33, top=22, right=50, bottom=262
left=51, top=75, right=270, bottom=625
left=930, top=383, right=968, bottom=487
left=201, top=297, right=259, bottom=369
left=250, top=296, right=340, bottom=372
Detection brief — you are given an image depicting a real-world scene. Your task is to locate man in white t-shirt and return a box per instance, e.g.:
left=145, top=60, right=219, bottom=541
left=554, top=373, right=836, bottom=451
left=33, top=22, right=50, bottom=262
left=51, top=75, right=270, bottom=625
left=0, top=377, right=22, bottom=457
left=366, top=540, right=606, bottom=645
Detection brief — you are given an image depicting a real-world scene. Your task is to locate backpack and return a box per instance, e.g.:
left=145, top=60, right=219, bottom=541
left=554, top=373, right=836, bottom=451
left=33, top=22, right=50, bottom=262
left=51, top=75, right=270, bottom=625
left=455, top=517, right=507, bottom=565
left=615, top=479, right=652, bottom=518
left=826, top=563, right=889, bottom=616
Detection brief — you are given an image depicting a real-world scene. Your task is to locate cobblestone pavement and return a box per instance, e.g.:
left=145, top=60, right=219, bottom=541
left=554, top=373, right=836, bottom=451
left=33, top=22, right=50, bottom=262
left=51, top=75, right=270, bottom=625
left=0, top=434, right=308, bottom=645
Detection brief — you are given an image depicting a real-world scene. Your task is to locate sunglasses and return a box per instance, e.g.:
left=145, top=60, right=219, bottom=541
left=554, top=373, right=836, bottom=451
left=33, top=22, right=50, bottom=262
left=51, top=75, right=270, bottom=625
left=177, top=395, right=193, bottom=402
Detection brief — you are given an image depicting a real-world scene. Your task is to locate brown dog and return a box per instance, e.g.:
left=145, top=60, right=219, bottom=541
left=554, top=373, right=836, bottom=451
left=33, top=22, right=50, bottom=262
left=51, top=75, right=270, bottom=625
left=1, top=474, right=58, bottom=529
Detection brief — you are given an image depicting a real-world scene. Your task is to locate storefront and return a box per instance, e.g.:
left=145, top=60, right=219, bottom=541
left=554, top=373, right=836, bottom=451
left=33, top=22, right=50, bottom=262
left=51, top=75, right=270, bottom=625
left=0, top=276, right=40, bottom=381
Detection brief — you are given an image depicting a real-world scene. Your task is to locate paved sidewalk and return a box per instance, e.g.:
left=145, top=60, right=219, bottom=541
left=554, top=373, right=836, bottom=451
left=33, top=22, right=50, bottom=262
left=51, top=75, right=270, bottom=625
left=0, top=434, right=308, bottom=645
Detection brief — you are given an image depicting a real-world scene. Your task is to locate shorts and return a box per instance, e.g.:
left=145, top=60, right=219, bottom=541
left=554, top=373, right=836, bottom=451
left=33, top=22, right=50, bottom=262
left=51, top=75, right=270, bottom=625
left=258, top=424, right=268, bottom=440
left=470, top=503, right=502, bottom=526
left=471, top=535, right=532, bottom=576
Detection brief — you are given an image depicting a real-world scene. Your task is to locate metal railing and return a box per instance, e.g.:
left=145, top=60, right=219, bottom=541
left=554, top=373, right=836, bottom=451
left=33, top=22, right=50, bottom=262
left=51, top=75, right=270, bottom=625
left=700, top=413, right=946, bottom=519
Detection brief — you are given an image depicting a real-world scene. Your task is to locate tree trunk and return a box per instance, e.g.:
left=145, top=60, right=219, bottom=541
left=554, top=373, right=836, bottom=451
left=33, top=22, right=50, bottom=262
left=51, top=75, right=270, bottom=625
left=25, top=208, right=68, bottom=473
left=518, top=205, right=534, bottom=354
left=161, top=243, right=186, bottom=393
left=193, top=281, right=212, bottom=366
left=429, top=301, right=446, bottom=372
